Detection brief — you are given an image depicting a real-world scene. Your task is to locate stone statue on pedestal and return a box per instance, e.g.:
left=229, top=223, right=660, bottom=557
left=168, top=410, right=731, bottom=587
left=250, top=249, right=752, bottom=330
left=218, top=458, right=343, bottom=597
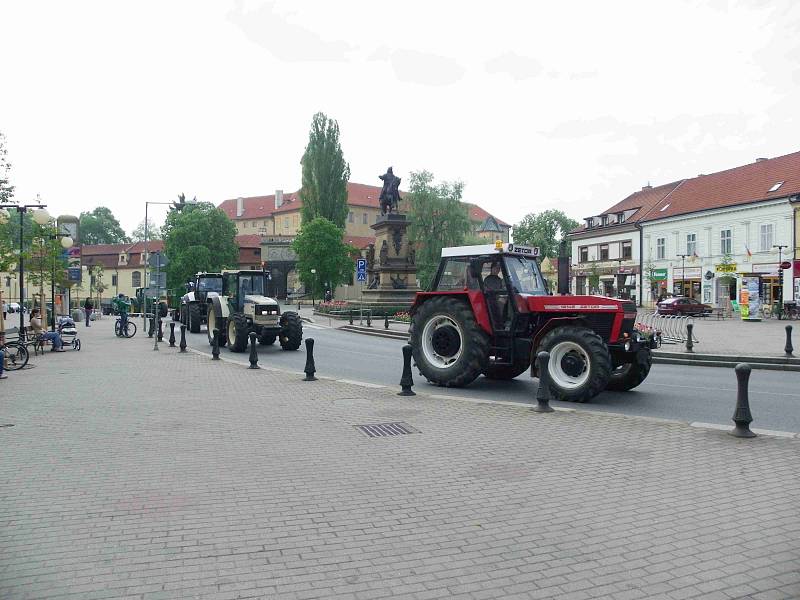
left=379, top=167, right=402, bottom=216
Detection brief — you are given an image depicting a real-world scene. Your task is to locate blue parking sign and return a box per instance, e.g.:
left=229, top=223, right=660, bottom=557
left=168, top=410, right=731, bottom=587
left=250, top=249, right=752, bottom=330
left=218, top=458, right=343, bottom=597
left=356, top=258, right=367, bottom=283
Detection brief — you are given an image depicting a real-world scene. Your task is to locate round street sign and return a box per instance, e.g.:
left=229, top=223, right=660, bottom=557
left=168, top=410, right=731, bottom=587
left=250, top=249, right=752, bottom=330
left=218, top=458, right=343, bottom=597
left=780, top=261, right=791, bottom=270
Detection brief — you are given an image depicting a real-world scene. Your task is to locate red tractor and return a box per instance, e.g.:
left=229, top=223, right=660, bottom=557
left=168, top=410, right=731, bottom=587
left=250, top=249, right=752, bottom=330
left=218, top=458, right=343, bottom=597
left=409, top=242, right=655, bottom=403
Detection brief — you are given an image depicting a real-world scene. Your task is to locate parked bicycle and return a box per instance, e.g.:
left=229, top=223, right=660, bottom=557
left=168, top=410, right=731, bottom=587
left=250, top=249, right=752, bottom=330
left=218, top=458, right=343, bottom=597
left=114, top=317, right=137, bottom=338
left=1, top=338, right=30, bottom=371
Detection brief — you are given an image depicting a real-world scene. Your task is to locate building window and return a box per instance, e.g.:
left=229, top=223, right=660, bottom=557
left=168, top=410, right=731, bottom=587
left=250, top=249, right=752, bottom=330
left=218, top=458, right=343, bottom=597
left=111, top=274, right=118, bottom=286
left=599, top=244, right=609, bottom=261
left=132, top=271, right=141, bottom=287
left=362, top=213, right=368, bottom=224
left=656, top=237, right=665, bottom=260
left=621, top=241, right=632, bottom=259
left=284, top=217, right=289, bottom=229
left=720, top=229, right=732, bottom=255
left=601, top=215, right=608, bottom=226
left=348, top=211, right=354, bottom=223
left=686, top=233, right=696, bottom=256
left=579, top=247, right=588, bottom=262
left=759, top=224, right=773, bottom=251
left=243, top=221, right=247, bottom=229
left=293, top=215, right=298, bottom=227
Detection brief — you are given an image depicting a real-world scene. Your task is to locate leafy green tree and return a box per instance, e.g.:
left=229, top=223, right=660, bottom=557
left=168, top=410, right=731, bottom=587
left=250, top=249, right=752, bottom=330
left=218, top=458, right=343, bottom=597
left=512, top=210, right=579, bottom=258
left=0, top=132, right=14, bottom=204
left=130, top=218, right=163, bottom=242
left=163, top=202, right=238, bottom=291
left=79, top=207, right=130, bottom=245
left=299, top=112, right=351, bottom=228
left=292, top=217, right=355, bottom=299
left=407, top=170, right=472, bottom=290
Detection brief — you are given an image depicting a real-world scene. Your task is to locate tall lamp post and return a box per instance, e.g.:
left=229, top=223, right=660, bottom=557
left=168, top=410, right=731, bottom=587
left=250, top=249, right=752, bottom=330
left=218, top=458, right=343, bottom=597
left=773, top=244, right=789, bottom=319
left=0, top=201, right=51, bottom=333
left=46, top=227, right=74, bottom=331
left=310, top=268, right=316, bottom=307
left=676, top=254, right=689, bottom=297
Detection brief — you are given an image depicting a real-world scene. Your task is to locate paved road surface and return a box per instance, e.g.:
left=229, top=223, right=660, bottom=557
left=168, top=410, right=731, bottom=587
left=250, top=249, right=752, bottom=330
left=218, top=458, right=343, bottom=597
left=175, top=314, right=800, bottom=433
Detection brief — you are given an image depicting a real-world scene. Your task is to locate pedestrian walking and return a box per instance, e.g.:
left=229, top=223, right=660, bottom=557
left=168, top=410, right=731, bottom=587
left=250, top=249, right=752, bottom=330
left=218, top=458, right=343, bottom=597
left=83, top=297, right=93, bottom=327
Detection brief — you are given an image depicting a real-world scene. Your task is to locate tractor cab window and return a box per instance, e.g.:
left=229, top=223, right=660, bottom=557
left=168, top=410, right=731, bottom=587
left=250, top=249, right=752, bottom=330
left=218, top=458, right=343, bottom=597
left=239, top=274, right=265, bottom=297
left=436, top=258, right=468, bottom=291
left=504, top=256, right=546, bottom=295
left=198, top=277, right=222, bottom=293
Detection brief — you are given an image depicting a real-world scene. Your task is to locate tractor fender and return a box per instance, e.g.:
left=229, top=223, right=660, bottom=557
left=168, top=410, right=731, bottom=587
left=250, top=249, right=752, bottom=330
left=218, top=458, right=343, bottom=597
left=411, top=291, right=492, bottom=335
left=208, top=295, right=230, bottom=320
left=531, top=316, right=589, bottom=357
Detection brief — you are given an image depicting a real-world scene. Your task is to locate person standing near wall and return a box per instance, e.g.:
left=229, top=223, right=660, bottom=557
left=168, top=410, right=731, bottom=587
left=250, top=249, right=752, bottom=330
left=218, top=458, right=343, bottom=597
left=83, top=296, right=93, bottom=327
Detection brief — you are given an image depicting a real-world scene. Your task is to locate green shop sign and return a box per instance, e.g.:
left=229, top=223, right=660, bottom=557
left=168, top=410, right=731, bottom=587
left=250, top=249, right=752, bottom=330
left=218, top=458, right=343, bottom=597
left=650, top=269, right=668, bottom=281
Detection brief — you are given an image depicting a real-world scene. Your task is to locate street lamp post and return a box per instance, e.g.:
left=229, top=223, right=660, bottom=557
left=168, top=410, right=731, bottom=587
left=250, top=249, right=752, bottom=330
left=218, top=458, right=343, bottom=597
left=676, top=254, right=689, bottom=298
left=47, top=229, right=74, bottom=331
left=0, top=201, right=50, bottom=333
left=773, top=244, right=789, bottom=320
left=310, top=268, right=316, bottom=307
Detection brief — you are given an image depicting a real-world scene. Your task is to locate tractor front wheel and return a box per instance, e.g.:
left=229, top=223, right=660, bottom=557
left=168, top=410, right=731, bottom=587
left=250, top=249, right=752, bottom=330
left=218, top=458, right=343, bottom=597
left=410, top=296, right=489, bottom=388
left=279, top=312, right=303, bottom=350
left=207, top=307, right=227, bottom=347
left=188, top=303, right=202, bottom=333
left=606, top=347, right=652, bottom=392
left=227, top=314, right=250, bottom=352
left=539, top=326, right=611, bottom=403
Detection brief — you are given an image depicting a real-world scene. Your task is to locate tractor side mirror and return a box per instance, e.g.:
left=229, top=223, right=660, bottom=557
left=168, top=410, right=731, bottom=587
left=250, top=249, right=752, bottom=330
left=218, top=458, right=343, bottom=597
left=468, top=258, right=482, bottom=281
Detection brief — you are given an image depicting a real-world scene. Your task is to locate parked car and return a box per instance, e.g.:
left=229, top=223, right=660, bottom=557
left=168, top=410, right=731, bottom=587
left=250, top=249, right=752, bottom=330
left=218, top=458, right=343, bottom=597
left=5, top=302, right=21, bottom=313
left=656, top=296, right=712, bottom=316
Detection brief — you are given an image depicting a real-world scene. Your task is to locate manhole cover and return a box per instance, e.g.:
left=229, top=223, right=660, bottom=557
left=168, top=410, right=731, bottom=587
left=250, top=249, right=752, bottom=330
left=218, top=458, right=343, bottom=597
left=355, top=422, right=420, bottom=438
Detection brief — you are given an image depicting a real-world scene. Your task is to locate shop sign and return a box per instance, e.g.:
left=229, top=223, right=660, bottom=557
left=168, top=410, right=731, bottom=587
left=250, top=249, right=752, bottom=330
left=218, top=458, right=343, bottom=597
left=673, top=266, right=701, bottom=279
left=650, top=268, right=667, bottom=281
left=794, top=260, right=800, bottom=278
left=715, top=263, right=737, bottom=273
left=752, top=263, right=778, bottom=276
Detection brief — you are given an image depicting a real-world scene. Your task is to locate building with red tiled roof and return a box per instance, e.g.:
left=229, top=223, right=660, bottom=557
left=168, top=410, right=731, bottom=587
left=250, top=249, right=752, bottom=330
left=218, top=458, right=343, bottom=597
left=568, top=151, right=800, bottom=308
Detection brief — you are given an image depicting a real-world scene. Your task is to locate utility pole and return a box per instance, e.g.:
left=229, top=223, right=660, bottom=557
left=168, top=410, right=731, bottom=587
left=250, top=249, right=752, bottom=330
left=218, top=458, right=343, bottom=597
left=774, top=244, right=789, bottom=320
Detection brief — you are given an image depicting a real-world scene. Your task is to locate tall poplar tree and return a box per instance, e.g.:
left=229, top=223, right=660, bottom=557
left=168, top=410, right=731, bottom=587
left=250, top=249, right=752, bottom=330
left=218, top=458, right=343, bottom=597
left=299, top=112, right=350, bottom=228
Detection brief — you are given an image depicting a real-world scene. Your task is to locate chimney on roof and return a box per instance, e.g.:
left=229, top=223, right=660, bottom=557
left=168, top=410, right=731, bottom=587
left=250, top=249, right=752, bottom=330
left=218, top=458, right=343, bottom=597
left=642, top=182, right=652, bottom=191
left=236, top=196, right=244, bottom=218
left=756, top=157, right=768, bottom=162
left=275, top=190, right=283, bottom=210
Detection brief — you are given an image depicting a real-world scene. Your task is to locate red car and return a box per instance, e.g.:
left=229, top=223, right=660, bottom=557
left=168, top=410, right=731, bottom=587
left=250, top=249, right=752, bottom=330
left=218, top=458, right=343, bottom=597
left=656, top=296, right=712, bottom=316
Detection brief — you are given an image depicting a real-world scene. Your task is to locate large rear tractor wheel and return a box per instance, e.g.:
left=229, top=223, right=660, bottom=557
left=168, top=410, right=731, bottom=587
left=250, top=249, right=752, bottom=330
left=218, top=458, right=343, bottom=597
left=207, top=307, right=228, bottom=347
left=227, top=314, right=250, bottom=352
left=188, top=303, right=202, bottom=333
left=539, top=326, right=611, bottom=403
left=279, top=312, right=303, bottom=350
left=606, top=347, right=652, bottom=392
left=410, top=296, right=489, bottom=387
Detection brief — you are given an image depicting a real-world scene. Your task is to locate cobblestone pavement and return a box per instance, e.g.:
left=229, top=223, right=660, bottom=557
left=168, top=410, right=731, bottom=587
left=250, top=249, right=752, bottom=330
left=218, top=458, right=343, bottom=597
left=1, top=323, right=799, bottom=600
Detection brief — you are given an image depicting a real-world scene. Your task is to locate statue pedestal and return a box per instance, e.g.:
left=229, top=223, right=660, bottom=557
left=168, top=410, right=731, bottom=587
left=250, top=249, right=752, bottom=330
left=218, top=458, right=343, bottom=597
left=356, top=214, right=419, bottom=309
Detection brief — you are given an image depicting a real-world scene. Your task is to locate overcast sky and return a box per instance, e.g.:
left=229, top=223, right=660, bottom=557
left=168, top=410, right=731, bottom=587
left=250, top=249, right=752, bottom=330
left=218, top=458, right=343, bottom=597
left=2, top=0, right=799, bottom=235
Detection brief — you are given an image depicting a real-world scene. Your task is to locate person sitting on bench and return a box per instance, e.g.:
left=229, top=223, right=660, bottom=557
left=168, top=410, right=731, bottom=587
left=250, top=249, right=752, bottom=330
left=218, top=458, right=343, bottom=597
left=29, top=309, right=65, bottom=352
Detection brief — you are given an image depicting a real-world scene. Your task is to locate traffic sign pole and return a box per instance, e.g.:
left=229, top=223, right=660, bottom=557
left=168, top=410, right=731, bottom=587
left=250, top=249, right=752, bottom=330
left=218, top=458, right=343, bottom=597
left=356, top=258, right=367, bottom=325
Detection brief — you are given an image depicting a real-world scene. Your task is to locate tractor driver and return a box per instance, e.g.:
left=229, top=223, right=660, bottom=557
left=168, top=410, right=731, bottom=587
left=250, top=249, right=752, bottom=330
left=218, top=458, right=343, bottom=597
left=483, top=261, right=510, bottom=328
left=483, top=262, right=505, bottom=292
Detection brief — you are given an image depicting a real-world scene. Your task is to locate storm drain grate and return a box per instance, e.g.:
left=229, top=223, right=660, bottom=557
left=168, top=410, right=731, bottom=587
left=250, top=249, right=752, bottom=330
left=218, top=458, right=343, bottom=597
left=355, top=422, right=420, bottom=438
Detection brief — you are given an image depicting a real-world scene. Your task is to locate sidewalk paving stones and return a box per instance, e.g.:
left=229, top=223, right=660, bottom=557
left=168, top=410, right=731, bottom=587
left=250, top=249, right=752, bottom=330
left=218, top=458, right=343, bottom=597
left=1, top=321, right=798, bottom=599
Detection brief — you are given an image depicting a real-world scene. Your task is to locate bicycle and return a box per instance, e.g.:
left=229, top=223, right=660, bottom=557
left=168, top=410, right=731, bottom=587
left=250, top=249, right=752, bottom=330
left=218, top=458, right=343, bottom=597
left=760, top=304, right=774, bottom=319
left=1, top=339, right=30, bottom=371
left=114, top=317, right=137, bottom=338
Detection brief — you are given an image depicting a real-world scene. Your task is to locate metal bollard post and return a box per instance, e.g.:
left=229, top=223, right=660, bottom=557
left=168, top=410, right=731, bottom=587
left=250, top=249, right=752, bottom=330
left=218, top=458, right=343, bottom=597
left=385, top=314, right=389, bottom=329
left=248, top=332, right=260, bottom=369
left=168, top=322, right=176, bottom=347
left=685, top=323, right=694, bottom=353
left=533, top=351, right=555, bottom=413
left=730, top=363, right=756, bottom=438
left=148, top=316, right=155, bottom=338
left=398, top=344, right=415, bottom=396
left=212, top=329, right=220, bottom=360
left=366, top=312, right=371, bottom=327
left=179, top=324, right=187, bottom=352
left=152, top=320, right=159, bottom=351
left=303, top=338, right=317, bottom=381
left=349, top=310, right=353, bottom=325
left=785, top=325, right=794, bottom=356
left=157, top=318, right=164, bottom=342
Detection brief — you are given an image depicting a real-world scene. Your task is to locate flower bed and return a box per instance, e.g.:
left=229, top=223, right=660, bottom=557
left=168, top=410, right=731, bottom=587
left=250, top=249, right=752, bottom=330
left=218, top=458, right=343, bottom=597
left=313, top=300, right=349, bottom=314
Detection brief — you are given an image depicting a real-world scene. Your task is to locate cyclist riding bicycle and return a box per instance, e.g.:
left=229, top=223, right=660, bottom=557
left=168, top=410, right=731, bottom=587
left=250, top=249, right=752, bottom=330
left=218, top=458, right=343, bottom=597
left=112, top=294, right=131, bottom=329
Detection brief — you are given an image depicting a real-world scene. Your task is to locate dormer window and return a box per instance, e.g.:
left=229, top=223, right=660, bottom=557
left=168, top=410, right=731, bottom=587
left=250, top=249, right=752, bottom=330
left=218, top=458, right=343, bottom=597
left=601, top=216, right=608, bottom=226
left=768, top=181, right=784, bottom=193
left=118, top=253, right=128, bottom=266
left=618, top=212, right=625, bottom=223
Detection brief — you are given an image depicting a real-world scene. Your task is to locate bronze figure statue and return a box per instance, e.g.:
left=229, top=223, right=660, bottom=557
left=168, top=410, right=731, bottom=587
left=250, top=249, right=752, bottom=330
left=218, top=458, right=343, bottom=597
left=379, top=240, right=389, bottom=266
left=365, top=243, right=375, bottom=270
left=379, top=166, right=402, bottom=216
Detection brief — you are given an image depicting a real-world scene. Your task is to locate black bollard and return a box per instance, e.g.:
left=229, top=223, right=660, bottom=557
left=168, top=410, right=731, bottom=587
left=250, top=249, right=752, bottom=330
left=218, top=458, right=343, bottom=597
left=168, top=322, right=176, bottom=347
left=398, top=344, right=415, bottom=396
left=179, top=324, right=187, bottom=352
left=730, top=363, right=756, bottom=438
left=785, top=325, right=794, bottom=356
left=148, top=316, right=155, bottom=338
left=385, top=314, right=389, bottom=329
left=349, top=310, right=353, bottom=325
left=533, top=351, right=555, bottom=413
left=685, top=323, right=694, bottom=353
left=157, top=318, right=164, bottom=342
left=248, top=332, right=260, bottom=369
left=366, top=312, right=372, bottom=327
left=212, top=329, right=220, bottom=360
left=303, top=338, right=317, bottom=381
